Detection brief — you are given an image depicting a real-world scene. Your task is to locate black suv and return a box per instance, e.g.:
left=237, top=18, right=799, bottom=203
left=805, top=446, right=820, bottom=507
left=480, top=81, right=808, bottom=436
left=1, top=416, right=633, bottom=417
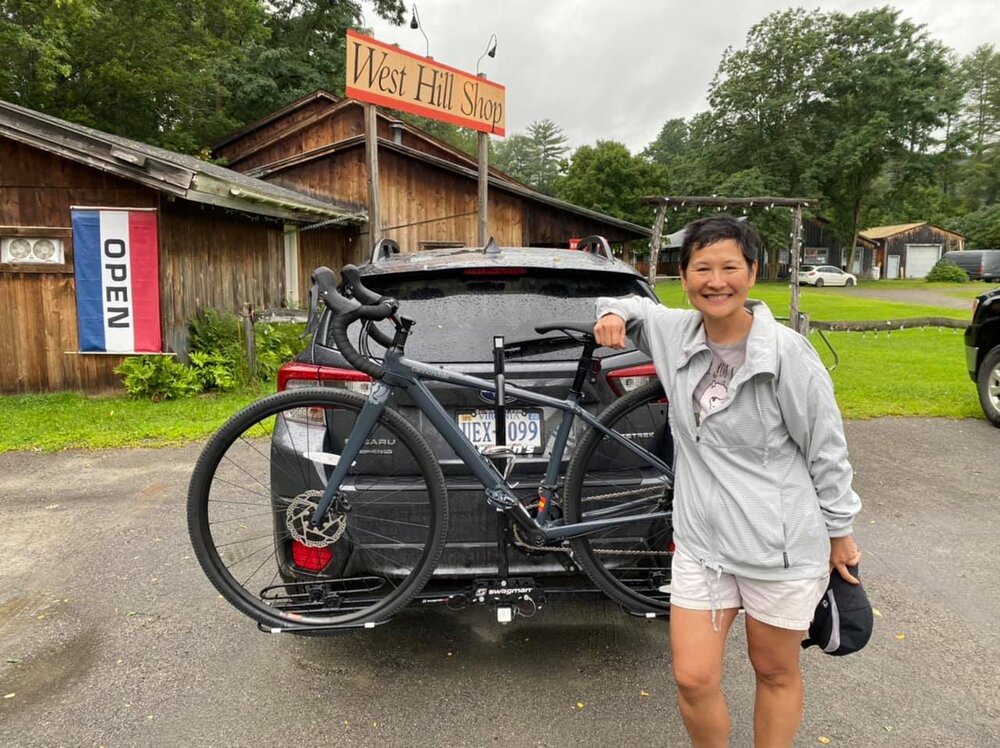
left=965, top=285, right=1000, bottom=427
left=273, top=239, right=666, bottom=600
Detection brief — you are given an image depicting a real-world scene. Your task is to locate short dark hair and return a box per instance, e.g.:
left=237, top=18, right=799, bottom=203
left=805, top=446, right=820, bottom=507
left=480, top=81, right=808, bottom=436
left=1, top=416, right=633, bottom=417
left=679, top=214, right=761, bottom=271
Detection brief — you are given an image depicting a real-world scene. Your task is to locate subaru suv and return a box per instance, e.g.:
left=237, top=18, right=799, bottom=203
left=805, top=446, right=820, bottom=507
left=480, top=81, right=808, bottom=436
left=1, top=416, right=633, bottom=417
left=273, top=238, right=665, bottom=602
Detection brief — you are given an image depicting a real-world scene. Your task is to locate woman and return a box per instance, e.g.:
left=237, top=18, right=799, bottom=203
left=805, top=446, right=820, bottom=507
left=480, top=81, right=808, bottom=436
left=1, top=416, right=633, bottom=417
left=594, top=215, right=862, bottom=748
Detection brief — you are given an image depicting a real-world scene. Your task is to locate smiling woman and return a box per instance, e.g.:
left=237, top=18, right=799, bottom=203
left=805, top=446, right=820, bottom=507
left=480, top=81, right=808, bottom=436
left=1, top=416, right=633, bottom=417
left=594, top=213, right=864, bottom=747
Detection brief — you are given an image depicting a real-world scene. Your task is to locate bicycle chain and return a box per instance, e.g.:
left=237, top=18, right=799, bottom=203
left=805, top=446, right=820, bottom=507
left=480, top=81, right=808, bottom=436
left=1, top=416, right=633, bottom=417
left=510, top=485, right=672, bottom=556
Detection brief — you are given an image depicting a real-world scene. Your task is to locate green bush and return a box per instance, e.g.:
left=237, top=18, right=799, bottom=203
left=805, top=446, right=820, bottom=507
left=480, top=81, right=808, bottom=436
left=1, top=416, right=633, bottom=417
left=188, top=309, right=246, bottom=390
left=188, top=308, right=242, bottom=355
left=925, top=259, right=968, bottom=283
left=255, top=321, right=307, bottom=382
left=117, top=310, right=308, bottom=400
left=188, top=351, right=239, bottom=392
left=115, top=355, right=201, bottom=401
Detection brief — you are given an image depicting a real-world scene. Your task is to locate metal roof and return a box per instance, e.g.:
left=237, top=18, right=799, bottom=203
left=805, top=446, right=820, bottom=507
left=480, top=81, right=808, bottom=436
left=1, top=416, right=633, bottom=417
left=859, top=222, right=967, bottom=241
left=0, top=98, right=367, bottom=224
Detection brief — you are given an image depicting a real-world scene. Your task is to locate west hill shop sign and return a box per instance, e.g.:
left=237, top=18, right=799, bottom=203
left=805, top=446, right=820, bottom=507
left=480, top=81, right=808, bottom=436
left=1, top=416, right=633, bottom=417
left=345, top=29, right=506, bottom=135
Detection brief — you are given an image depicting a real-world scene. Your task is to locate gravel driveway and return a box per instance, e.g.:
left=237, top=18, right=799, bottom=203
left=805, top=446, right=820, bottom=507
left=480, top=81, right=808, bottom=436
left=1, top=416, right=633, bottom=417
left=829, top=286, right=974, bottom=311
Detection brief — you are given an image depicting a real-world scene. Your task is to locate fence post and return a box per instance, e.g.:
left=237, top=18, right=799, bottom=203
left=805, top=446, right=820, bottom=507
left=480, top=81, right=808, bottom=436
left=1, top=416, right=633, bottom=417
left=243, top=304, right=257, bottom=379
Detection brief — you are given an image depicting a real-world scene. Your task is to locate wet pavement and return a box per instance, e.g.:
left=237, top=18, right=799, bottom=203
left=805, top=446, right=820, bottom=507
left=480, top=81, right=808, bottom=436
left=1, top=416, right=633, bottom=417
left=1, top=418, right=998, bottom=746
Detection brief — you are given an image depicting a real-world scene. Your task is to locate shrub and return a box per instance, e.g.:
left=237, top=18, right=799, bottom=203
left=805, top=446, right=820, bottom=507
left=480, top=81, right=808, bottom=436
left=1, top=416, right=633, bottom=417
left=115, top=356, right=201, bottom=401
left=255, top=321, right=307, bottom=382
left=925, top=259, right=968, bottom=283
left=188, top=309, right=246, bottom=390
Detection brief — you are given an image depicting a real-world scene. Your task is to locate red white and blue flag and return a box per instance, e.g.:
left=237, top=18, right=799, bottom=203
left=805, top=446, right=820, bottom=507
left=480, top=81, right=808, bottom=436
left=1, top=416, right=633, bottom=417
left=72, top=208, right=161, bottom=353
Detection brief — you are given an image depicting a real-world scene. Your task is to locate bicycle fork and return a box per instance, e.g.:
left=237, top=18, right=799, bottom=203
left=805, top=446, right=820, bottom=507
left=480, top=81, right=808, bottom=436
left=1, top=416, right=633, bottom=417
left=308, top=383, right=392, bottom=528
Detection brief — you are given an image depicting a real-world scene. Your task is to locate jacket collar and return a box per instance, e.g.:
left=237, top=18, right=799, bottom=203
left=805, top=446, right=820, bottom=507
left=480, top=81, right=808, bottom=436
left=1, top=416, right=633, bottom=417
left=676, top=299, right=780, bottom=378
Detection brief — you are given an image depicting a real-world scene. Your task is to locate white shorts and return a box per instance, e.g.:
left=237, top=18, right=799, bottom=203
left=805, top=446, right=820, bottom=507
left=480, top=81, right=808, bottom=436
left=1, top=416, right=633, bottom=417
left=670, top=550, right=828, bottom=631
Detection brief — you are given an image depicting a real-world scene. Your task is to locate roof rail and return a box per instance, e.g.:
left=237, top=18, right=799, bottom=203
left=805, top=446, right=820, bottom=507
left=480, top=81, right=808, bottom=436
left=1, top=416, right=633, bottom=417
left=575, top=235, right=613, bottom=260
left=371, top=238, right=401, bottom=264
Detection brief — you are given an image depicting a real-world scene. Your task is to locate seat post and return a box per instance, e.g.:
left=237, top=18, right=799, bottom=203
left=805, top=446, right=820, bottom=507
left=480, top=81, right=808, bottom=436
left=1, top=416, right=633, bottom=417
left=570, top=340, right=598, bottom=397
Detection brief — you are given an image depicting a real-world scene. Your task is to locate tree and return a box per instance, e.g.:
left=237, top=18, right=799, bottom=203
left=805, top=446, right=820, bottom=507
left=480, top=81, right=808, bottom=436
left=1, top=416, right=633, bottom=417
left=707, top=8, right=957, bottom=270
left=525, top=119, right=568, bottom=194
left=947, top=203, right=1000, bottom=248
left=953, top=45, right=1000, bottom=207
left=554, top=140, right=667, bottom=228
left=492, top=133, right=536, bottom=183
left=0, top=0, right=406, bottom=153
left=491, top=119, right=568, bottom=194
left=221, top=1, right=404, bottom=129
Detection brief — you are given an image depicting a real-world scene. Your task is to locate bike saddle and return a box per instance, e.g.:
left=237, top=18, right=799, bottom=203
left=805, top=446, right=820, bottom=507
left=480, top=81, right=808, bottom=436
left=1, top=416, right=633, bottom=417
left=534, top=321, right=596, bottom=340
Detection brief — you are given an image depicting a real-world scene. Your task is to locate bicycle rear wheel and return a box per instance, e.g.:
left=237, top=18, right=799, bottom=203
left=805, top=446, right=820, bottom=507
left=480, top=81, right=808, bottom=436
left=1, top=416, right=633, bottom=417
left=563, top=380, right=673, bottom=614
left=188, top=387, right=448, bottom=630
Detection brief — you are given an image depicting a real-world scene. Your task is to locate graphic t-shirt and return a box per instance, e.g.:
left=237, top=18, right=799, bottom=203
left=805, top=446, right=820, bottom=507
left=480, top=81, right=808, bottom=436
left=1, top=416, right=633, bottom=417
left=692, top=335, right=748, bottom=420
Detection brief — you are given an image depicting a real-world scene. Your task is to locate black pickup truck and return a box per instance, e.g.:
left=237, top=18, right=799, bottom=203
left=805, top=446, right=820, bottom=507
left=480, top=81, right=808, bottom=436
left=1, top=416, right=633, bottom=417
left=965, top=286, right=1000, bottom=427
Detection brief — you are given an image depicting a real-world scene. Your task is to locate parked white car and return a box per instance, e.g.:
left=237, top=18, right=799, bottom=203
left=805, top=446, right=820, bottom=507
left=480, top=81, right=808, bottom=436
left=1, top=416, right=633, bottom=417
left=798, top=265, right=857, bottom=287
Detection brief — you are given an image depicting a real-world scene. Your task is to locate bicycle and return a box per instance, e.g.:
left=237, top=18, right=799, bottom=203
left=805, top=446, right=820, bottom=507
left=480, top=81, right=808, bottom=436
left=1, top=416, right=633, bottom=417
left=187, top=264, right=675, bottom=633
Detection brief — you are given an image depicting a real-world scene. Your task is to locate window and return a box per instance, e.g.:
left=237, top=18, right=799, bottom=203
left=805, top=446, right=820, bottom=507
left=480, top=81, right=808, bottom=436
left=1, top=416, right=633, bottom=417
left=1, top=236, right=66, bottom=265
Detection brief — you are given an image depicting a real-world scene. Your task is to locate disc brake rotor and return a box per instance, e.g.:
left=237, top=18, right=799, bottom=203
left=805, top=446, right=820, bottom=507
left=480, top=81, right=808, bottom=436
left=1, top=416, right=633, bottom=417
left=285, top=490, right=347, bottom=548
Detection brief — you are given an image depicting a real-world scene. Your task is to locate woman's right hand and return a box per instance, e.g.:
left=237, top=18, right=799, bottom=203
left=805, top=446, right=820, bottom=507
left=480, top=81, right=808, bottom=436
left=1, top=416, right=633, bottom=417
left=594, top=313, right=627, bottom=349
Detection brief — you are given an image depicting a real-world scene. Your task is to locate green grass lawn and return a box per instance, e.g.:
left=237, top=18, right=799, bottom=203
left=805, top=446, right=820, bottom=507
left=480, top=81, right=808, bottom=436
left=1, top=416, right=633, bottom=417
left=0, top=284, right=986, bottom=453
left=1, top=388, right=266, bottom=452
left=655, top=280, right=973, bottom=321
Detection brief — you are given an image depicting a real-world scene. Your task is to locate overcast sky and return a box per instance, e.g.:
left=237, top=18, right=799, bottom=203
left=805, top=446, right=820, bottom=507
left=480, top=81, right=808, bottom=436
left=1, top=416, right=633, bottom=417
left=365, top=0, right=999, bottom=153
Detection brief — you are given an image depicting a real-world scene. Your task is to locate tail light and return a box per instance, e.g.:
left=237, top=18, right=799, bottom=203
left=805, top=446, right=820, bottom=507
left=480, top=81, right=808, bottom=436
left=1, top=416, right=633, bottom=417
left=277, top=362, right=372, bottom=394
left=291, top=540, right=333, bottom=571
left=606, top=363, right=657, bottom=396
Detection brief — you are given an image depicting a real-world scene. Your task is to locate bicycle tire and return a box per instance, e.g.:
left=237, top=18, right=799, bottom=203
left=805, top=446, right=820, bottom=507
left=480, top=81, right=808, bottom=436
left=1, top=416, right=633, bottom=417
left=563, top=380, right=673, bottom=614
left=188, top=387, right=448, bottom=630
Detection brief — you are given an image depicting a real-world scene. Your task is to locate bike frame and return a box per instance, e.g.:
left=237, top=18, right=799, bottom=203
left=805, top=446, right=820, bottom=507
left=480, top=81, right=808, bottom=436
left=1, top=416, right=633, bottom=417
left=310, top=346, right=673, bottom=542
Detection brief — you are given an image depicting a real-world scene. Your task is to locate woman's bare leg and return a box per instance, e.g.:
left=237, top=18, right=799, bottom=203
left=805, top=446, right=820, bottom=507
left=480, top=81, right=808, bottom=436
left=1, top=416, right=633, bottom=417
left=670, top=606, right=740, bottom=748
left=745, top=615, right=807, bottom=748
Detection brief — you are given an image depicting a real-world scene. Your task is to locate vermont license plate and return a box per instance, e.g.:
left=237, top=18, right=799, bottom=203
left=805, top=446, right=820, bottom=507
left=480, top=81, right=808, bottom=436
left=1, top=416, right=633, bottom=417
left=456, top=408, right=544, bottom=453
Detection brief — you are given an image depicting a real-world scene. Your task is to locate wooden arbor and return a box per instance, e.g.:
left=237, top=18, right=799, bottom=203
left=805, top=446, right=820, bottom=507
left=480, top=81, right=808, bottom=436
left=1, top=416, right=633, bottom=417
left=640, top=195, right=819, bottom=334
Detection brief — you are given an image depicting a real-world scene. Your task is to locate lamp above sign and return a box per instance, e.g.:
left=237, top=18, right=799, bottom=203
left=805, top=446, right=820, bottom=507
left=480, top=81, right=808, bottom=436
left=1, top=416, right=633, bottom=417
left=345, top=29, right=506, bottom=136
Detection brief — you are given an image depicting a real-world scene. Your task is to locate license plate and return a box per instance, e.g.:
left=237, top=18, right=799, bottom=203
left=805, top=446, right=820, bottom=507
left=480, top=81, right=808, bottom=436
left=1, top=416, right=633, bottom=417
left=456, top=408, right=544, bottom=453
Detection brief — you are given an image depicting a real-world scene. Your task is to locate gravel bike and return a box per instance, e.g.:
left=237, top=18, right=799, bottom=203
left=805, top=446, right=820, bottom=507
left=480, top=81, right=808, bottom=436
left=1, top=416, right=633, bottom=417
left=187, top=265, right=674, bottom=633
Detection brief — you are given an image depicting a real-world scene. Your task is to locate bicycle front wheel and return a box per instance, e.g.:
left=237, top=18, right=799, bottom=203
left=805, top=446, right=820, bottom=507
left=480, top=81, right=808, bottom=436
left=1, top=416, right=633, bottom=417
left=563, top=380, right=673, bottom=614
left=188, top=387, right=448, bottom=630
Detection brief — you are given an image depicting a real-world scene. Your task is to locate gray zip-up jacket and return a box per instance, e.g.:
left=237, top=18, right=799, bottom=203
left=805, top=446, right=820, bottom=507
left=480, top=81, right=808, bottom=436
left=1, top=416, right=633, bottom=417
left=596, top=295, right=861, bottom=581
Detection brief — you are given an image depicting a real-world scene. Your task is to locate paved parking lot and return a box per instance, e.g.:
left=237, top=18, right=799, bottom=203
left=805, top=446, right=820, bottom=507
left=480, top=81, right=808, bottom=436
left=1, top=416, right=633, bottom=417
left=1, top=417, right=998, bottom=746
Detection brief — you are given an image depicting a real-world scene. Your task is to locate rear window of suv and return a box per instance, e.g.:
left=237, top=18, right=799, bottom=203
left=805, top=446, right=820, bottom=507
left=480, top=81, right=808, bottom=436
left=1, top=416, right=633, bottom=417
left=327, top=268, right=650, bottom=361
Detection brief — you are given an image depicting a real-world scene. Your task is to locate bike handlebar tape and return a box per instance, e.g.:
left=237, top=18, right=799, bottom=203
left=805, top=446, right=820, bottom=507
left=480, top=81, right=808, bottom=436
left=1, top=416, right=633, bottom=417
left=338, top=265, right=396, bottom=349
left=330, top=309, right=393, bottom=379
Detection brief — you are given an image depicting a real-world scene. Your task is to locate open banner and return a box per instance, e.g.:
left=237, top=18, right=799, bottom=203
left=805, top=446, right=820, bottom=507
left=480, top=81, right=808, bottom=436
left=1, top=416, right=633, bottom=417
left=71, top=208, right=161, bottom=353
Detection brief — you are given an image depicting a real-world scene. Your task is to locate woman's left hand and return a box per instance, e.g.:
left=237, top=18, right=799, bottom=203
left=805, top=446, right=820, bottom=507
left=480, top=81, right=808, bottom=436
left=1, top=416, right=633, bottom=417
left=829, top=535, right=862, bottom=584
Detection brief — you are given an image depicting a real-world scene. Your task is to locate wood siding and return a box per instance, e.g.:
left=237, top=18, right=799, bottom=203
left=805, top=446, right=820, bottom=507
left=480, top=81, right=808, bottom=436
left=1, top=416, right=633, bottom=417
left=297, top=226, right=366, bottom=303
left=1, top=136, right=157, bottom=393
left=880, top=226, right=965, bottom=278
left=2, top=135, right=357, bottom=393
left=219, top=100, right=492, bottom=177
left=214, top=95, right=341, bottom=167
left=264, top=143, right=641, bottom=250
left=157, top=200, right=288, bottom=354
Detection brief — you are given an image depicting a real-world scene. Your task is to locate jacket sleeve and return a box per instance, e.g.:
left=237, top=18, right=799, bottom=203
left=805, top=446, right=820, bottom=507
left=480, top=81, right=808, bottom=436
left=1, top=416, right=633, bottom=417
left=774, top=335, right=862, bottom=538
left=595, top=295, right=668, bottom=359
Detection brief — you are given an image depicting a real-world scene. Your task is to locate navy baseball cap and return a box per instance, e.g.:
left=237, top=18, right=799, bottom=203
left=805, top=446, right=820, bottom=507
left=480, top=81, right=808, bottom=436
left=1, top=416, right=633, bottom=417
left=802, top=565, right=873, bottom=656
